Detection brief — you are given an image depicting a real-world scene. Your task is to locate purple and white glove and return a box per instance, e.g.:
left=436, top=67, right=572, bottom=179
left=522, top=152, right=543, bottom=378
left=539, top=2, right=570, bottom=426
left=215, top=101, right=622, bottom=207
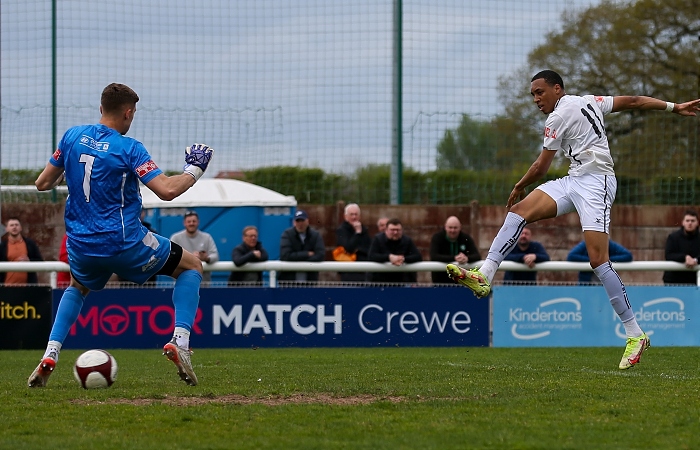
left=183, top=143, right=214, bottom=181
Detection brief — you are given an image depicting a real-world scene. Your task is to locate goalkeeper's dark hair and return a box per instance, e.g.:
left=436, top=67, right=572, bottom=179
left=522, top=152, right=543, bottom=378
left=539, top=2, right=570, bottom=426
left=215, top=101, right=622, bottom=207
left=531, top=70, right=564, bottom=90
left=101, top=83, right=139, bottom=114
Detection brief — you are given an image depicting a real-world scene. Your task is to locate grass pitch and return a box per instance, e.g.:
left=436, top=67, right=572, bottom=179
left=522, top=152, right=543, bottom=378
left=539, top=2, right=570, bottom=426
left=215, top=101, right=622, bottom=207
left=2, top=346, right=698, bottom=449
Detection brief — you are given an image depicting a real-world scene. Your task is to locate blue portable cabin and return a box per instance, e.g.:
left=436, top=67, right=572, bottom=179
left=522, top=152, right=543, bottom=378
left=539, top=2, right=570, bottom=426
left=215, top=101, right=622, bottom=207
left=140, top=178, right=297, bottom=284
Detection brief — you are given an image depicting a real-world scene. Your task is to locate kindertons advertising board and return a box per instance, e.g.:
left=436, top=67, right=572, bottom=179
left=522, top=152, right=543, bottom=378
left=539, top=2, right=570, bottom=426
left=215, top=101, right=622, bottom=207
left=493, top=286, right=699, bottom=347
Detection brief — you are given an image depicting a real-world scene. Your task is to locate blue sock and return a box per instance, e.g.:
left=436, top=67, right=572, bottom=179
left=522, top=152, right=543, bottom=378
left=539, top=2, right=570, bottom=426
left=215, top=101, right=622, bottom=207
left=48, top=287, right=85, bottom=344
left=173, top=270, right=202, bottom=332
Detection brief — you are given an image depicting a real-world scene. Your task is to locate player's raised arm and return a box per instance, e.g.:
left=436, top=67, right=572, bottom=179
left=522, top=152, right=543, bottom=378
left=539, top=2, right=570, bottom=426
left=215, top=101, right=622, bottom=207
left=145, top=143, right=214, bottom=201
left=612, top=96, right=700, bottom=116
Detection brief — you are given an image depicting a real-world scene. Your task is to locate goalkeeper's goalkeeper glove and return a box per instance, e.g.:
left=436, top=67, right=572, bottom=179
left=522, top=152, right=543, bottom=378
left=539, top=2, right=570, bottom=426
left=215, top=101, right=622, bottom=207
left=183, top=143, right=214, bottom=181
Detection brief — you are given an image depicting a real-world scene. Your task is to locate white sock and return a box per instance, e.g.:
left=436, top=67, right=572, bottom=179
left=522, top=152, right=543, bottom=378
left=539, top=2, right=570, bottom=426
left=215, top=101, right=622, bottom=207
left=622, top=318, right=643, bottom=338
left=481, top=212, right=527, bottom=282
left=44, top=340, right=62, bottom=361
left=173, top=327, right=191, bottom=349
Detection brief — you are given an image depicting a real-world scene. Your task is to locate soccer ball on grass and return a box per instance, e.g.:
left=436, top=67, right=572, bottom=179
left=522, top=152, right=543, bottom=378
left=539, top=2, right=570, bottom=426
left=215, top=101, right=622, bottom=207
left=73, top=349, right=118, bottom=389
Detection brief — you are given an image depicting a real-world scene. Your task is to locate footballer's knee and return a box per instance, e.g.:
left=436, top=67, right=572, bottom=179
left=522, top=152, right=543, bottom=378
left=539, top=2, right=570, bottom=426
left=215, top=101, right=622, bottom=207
left=158, top=241, right=203, bottom=278
left=179, top=250, right=203, bottom=275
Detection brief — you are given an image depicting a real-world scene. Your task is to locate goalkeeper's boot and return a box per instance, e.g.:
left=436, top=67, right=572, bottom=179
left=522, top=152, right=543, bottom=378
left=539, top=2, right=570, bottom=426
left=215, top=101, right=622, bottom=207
left=163, top=339, right=198, bottom=386
left=446, top=264, right=491, bottom=298
left=28, top=351, right=58, bottom=388
left=619, top=332, right=650, bottom=370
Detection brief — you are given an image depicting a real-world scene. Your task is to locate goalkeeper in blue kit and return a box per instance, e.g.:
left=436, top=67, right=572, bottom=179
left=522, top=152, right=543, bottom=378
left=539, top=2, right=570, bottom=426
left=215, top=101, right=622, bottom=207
left=29, top=83, right=214, bottom=387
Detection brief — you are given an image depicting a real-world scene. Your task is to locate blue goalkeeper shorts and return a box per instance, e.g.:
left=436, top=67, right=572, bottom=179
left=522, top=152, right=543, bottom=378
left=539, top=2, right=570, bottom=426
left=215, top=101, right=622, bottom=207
left=67, top=232, right=172, bottom=291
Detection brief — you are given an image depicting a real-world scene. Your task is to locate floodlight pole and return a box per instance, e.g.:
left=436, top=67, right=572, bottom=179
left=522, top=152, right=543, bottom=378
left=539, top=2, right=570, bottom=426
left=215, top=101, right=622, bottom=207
left=0, top=0, right=3, bottom=228
left=390, top=0, right=403, bottom=205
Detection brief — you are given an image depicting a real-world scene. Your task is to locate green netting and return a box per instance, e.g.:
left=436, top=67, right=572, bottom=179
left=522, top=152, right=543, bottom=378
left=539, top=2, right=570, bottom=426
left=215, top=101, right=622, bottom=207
left=2, top=0, right=698, bottom=205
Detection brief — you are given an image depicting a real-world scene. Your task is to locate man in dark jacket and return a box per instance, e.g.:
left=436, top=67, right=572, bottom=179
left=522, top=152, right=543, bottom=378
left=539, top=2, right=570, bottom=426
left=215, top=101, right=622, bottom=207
left=0, top=217, right=44, bottom=284
left=279, top=210, right=325, bottom=283
left=503, top=227, right=550, bottom=284
left=229, top=226, right=269, bottom=285
left=429, top=216, right=480, bottom=284
left=335, top=203, right=371, bottom=282
left=663, top=209, right=700, bottom=285
left=368, top=218, right=422, bottom=283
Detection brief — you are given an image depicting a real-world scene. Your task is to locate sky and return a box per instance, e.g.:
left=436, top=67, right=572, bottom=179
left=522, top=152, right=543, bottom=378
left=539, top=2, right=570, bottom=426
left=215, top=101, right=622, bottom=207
left=1, top=0, right=601, bottom=174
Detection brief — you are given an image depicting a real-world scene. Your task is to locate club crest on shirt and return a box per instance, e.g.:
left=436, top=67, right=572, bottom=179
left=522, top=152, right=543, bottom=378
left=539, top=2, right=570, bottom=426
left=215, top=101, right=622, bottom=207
left=136, top=160, right=158, bottom=177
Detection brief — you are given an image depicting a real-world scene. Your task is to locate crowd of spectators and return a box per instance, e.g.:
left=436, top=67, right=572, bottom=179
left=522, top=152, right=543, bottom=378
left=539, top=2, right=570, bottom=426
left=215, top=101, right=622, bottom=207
left=3, top=208, right=699, bottom=287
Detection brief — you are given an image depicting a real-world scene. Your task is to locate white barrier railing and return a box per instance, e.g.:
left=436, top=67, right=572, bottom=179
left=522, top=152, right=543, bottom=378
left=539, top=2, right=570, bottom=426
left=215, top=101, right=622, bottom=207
left=2, top=260, right=699, bottom=287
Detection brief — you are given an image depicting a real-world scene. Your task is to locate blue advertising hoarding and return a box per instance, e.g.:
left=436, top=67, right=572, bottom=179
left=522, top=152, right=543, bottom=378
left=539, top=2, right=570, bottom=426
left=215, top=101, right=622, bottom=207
left=493, top=285, right=700, bottom=347
left=52, top=287, right=489, bottom=349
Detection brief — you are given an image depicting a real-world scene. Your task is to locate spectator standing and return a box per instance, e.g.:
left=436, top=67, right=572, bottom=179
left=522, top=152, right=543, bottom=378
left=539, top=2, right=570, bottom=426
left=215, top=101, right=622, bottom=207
left=503, top=227, right=550, bottom=285
left=335, top=203, right=371, bottom=282
left=568, top=239, right=632, bottom=284
left=368, top=218, right=422, bottom=283
left=663, top=210, right=700, bottom=285
left=279, top=210, right=325, bottom=283
left=429, top=216, right=480, bottom=284
left=0, top=217, right=44, bottom=284
left=229, top=226, right=269, bottom=285
left=170, top=210, right=219, bottom=284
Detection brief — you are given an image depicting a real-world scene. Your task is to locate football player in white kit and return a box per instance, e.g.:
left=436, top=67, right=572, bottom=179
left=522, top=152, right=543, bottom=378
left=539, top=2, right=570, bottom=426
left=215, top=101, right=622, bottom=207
left=447, top=70, right=700, bottom=369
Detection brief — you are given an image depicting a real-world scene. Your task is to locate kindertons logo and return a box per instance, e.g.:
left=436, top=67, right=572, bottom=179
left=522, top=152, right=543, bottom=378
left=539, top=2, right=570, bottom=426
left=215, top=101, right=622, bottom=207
left=509, top=297, right=582, bottom=340
left=615, top=297, right=685, bottom=339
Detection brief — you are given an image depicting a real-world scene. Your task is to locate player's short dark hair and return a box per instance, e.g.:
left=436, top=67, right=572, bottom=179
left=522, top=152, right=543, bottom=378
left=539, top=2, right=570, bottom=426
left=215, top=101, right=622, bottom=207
left=684, top=209, right=698, bottom=219
left=101, top=83, right=139, bottom=114
left=531, top=70, right=565, bottom=90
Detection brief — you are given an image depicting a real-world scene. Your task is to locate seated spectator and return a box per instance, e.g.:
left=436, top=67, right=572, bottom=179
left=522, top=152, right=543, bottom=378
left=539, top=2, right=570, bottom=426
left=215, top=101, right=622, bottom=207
left=503, top=227, right=550, bottom=285
left=567, top=239, right=632, bottom=284
left=229, top=226, right=269, bottom=285
left=368, top=218, right=422, bottom=283
left=0, top=217, right=44, bottom=284
left=429, top=216, right=480, bottom=284
left=663, top=209, right=700, bottom=285
left=279, top=210, right=325, bottom=283
left=335, top=203, right=371, bottom=282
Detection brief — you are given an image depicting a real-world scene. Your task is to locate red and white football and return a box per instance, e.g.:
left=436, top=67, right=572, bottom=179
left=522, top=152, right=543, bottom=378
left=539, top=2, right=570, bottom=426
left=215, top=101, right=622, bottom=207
left=73, top=349, right=118, bottom=389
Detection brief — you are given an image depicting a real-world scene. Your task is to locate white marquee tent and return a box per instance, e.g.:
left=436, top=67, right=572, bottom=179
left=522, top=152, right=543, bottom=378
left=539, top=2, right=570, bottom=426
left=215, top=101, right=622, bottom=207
left=140, top=178, right=297, bottom=208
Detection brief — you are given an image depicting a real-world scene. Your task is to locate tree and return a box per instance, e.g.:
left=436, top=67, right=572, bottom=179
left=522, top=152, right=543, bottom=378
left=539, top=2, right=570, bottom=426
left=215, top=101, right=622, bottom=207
left=497, top=0, right=700, bottom=180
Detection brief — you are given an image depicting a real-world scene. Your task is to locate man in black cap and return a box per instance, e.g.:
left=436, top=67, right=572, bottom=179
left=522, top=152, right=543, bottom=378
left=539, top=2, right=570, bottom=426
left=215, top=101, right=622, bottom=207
left=279, top=210, right=325, bottom=283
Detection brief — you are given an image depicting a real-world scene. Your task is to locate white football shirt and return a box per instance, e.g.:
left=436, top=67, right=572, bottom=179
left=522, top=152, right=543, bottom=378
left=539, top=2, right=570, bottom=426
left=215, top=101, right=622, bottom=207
left=542, top=94, right=615, bottom=176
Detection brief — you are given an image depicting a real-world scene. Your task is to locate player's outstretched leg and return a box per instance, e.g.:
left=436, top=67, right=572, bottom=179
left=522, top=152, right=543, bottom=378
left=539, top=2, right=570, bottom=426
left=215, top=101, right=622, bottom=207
left=619, top=332, right=650, bottom=370
left=446, top=264, right=491, bottom=298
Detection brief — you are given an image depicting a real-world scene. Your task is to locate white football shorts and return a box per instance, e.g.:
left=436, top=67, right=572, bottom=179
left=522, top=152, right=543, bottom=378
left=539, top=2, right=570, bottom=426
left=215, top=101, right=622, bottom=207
left=536, top=173, right=616, bottom=233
